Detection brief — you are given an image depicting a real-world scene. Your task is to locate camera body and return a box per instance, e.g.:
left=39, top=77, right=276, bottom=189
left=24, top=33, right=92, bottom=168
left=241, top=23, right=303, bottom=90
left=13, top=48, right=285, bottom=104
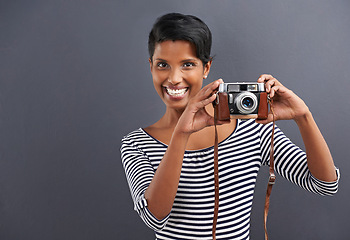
left=214, top=82, right=268, bottom=120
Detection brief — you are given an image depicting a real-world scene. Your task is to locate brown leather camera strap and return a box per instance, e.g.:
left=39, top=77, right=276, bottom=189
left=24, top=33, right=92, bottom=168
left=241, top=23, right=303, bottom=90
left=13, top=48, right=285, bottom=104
left=212, top=104, right=220, bottom=240
left=264, top=98, right=275, bottom=240
left=212, top=98, right=275, bottom=240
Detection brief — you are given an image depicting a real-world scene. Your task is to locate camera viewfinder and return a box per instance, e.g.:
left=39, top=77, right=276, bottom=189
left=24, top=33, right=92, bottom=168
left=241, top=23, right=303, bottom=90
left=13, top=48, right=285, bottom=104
left=247, top=84, right=258, bottom=91
left=227, top=84, right=240, bottom=92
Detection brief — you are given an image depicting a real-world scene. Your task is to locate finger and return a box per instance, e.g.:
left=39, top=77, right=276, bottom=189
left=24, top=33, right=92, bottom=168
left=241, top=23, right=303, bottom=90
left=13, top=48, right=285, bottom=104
left=189, top=91, right=217, bottom=113
left=201, top=91, right=218, bottom=107
left=269, top=85, right=286, bottom=98
left=264, top=78, right=282, bottom=93
left=258, top=74, right=274, bottom=92
left=258, top=74, right=281, bottom=83
left=208, top=78, right=223, bottom=91
left=258, top=74, right=274, bottom=82
left=189, top=79, right=223, bottom=111
left=204, top=78, right=223, bottom=89
left=206, top=78, right=223, bottom=94
left=198, top=79, right=223, bottom=99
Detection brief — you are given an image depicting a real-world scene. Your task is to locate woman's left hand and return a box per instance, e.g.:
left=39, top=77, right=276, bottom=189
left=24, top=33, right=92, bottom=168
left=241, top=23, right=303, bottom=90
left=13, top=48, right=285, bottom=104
left=256, top=74, right=310, bottom=124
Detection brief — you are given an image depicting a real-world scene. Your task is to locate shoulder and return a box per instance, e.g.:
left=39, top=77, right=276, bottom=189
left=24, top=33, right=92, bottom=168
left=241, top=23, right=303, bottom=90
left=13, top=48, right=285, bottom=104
left=121, top=128, right=149, bottom=147
left=122, top=128, right=144, bottom=141
left=120, top=128, right=152, bottom=161
left=121, top=128, right=162, bottom=149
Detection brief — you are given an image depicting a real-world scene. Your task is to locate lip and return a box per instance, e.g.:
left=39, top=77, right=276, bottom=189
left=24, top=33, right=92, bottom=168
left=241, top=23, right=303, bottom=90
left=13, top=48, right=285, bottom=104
left=163, top=85, right=188, bottom=90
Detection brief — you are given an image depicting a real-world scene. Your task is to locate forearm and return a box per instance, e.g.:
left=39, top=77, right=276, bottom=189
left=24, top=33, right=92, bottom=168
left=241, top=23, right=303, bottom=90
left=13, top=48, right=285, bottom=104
left=295, top=111, right=337, bottom=182
left=144, top=130, right=190, bottom=220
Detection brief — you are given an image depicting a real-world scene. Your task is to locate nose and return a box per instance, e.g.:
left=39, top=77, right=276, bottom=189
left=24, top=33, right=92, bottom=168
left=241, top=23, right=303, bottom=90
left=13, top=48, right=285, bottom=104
left=168, top=69, right=183, bottom=85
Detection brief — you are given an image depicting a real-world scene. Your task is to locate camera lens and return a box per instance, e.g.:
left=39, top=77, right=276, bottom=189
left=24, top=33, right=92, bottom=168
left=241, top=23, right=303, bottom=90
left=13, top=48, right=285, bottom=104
left=242, top=97, right=254, bottom=109
left=235, top=92, right=258, bottom=114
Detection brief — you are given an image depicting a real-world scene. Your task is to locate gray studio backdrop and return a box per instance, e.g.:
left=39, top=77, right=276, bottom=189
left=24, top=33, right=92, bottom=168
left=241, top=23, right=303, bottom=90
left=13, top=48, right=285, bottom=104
left=1, top=0, right=349, bottom=239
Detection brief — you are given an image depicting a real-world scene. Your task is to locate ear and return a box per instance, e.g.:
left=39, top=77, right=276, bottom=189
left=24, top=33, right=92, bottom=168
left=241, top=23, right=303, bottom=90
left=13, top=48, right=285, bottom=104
left=203, top=59, right=212, bottom=78
left=149, top=58, right=153, bottom=73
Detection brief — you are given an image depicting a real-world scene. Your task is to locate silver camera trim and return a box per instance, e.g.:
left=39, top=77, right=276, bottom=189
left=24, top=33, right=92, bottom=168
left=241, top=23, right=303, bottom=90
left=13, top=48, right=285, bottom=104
left=218, top=82, right=265, bottom=92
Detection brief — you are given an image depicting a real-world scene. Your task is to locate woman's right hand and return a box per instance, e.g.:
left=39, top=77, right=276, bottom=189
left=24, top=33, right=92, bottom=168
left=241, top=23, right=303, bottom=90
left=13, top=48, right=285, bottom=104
left=174, top=79, right=230, bottom=135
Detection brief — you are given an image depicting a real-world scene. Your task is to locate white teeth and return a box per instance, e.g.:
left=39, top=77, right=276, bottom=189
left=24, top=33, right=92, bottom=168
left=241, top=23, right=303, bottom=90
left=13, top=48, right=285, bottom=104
left=166, top=87, right=187, bottom=96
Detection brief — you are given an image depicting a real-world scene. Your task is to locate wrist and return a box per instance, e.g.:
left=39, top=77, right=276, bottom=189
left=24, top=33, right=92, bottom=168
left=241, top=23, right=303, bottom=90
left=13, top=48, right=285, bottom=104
left=294, top=109, right=313, bottom=127
left=172, top=127, right=191, bottom=143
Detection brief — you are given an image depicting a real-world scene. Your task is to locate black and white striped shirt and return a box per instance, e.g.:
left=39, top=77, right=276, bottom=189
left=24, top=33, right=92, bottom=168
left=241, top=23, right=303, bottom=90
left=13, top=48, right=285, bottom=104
left=121, top=119, right=339, bottom=239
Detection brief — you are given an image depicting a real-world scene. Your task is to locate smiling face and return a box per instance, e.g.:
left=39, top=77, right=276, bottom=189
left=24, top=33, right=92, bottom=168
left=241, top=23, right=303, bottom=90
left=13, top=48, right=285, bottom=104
left=149, top=40, right=211, bottom=111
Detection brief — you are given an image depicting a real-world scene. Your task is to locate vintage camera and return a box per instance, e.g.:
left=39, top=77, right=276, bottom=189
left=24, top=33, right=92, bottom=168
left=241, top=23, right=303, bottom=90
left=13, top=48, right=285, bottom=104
left=214, top=82, right=268, bottom=120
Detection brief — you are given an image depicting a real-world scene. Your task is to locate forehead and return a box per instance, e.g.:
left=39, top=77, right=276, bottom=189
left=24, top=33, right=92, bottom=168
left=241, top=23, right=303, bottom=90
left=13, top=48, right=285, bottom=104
left=153, top=40, right=198, bottom=60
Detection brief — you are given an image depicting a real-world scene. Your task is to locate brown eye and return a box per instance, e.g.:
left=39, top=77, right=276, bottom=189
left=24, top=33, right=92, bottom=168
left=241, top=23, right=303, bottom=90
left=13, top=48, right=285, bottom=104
left=183, top=62, right=195, bottom=68
left=157, top=62, right=169, bottom=69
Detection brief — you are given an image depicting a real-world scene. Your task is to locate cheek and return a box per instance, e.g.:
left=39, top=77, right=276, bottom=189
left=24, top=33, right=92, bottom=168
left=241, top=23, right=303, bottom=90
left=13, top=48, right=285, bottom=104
left=152, top=70, right=167, bottom=84
left=187, top=72, right=204, bottom=90
left=152, top=74, right=166, bottom=96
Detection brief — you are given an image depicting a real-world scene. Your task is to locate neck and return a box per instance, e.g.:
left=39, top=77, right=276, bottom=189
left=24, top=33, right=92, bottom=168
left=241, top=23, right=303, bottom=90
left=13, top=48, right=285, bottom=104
left=158, top=104, right=215, bottom=128
left=159, top=107, right=185, bottom=128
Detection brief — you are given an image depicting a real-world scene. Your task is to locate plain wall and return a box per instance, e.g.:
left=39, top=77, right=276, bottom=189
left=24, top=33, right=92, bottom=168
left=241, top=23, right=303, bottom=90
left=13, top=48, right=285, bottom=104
left=1, top=0, right=349, bottom=239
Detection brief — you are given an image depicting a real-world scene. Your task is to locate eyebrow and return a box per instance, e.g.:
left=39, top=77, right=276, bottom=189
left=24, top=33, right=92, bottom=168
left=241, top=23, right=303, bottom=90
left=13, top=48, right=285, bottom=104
left=154, top=58, right=199, bottom=63
left=155, top=58, right=167, bottom=62
left=181, top=58, right=199, bottom=63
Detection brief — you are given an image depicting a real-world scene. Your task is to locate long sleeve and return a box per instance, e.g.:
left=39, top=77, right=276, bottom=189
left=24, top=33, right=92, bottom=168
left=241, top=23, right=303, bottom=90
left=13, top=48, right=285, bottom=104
left=259, top=122, right=340, bottom=196
left=121, top=131, right=170, bottom=231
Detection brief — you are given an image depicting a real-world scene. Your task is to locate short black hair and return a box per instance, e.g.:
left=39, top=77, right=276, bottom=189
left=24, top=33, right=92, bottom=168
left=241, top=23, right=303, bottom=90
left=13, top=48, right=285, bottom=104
left=148, top=13, right=212, bottom=65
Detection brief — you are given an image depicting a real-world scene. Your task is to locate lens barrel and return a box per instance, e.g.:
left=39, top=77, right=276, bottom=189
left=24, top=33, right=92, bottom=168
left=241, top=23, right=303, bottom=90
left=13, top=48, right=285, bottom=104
left=235, top=92, right=258, bottom=114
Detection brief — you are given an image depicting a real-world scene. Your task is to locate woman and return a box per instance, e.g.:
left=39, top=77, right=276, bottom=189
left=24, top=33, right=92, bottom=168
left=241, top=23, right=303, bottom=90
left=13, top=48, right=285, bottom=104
left=121, top=13, right=339, bottom=239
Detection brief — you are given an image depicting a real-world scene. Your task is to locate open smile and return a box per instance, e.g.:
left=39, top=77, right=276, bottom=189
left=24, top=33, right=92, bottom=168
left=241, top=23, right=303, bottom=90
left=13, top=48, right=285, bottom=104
left=164, top=86, right=189, bottom=98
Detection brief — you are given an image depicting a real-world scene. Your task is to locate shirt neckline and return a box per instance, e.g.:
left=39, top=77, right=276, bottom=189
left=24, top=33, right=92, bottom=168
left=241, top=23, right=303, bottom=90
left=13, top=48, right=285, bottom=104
left=140, top=119, right=239, bottom=153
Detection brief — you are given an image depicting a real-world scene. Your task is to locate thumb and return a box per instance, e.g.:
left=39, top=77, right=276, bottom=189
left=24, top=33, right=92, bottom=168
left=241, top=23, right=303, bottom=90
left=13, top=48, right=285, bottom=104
left=255, top=112, right=274, bottom=125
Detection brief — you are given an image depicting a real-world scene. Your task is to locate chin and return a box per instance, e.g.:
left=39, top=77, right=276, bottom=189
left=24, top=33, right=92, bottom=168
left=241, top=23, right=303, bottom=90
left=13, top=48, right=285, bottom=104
left=165, top=100, right=188, bottom=111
